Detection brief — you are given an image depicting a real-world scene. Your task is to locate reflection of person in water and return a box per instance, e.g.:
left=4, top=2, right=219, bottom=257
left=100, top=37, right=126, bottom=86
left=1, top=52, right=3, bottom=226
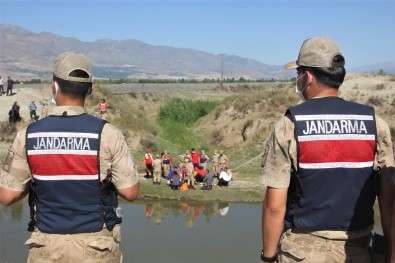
left=218, top=202, right=230, bottom=220
left=171, top=202, right=182, bottom=218
left=143, top=201, right=230, bottom=227
left=153, top=203, right=163, bottom=226
left=145, top=203, right=154, bottom=219
left=186, top=206, right=196, bottom=229
left=203, top=202, right=216, bottom=222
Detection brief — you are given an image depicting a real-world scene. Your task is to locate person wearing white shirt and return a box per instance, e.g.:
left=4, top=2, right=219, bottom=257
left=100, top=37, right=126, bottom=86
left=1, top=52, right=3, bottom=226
left=218, top=167, right=232, bottom=186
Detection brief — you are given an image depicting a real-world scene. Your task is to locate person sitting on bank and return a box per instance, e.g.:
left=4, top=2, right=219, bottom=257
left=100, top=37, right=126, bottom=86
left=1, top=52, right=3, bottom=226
left=167, top=165, right=182, bottom=190
left=194, top=166, right=207, bottom=182
left=202, top=169, right=214, bottom=190
left=218, top=167, right=232, bottom=187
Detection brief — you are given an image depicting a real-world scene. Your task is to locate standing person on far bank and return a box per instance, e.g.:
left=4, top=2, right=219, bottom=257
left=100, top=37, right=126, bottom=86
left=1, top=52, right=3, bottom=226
left=212, top=149, right=220, bottom=176
left=98, top=98, right=109, bottom=120
left=218, top=150, right=229, bottom=170
left=0, top=52, right=140, bottom=262
left=162, top=150, right=173, bottom=178
left=152, top=154, right=163, bottom=185
left=0, top=76, right=4, bottom=95
left=40, top=102, right=48, bottom=119
left=144, top=148, right=154, bottom=179
left=260, top=36, right=394, bottom=263
left=199, top=149, right=209, bottom=170
left=6, top=76, right=14, bottom=96
left=29, top=100, right=37, bottom=121
left=191, top=148, right=200, bottom=168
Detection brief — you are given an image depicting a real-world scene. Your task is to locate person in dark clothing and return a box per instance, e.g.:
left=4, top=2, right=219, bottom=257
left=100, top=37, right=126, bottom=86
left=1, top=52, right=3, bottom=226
left=202, top=169, right=214, bottom=190
left=8, top=101, right=22, bottom=125
left=6, top=76, right=14, bottom=96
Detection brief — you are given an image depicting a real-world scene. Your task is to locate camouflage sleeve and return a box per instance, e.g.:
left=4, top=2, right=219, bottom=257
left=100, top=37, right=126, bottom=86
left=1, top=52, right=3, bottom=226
left=260, top=115, right=296, bottom=189
left=100, top=124, right=139, bottom=189
left=0, top=128, right=31, bottom=192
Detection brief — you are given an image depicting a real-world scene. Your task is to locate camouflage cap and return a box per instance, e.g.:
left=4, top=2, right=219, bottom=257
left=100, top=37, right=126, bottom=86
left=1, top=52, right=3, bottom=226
left=53, top=52, right=92, bottom=83
left=284, top=36, right=345, bottom=70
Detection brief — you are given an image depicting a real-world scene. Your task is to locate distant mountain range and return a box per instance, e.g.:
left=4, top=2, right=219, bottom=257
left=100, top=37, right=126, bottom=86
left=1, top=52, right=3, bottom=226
left=0, top=24, right=393, bottom=80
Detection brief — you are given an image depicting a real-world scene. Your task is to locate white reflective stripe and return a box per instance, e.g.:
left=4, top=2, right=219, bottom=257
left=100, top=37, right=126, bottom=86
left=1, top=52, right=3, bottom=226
left=300, top=161, right=374, bottom=169
left=33, top=174, right=98, bottom=181
left=27, top=132, right=99, bottom=139
left=295, top=114, right=373, bottom=121
left=27, top=149, right=97, bottom=155
left=298, top=134, right=376, bottom=142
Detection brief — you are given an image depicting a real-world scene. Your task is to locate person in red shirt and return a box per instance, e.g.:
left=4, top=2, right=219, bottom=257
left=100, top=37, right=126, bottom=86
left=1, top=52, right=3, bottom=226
left=97, top=98, right=109, bottom=120
left=190, top=148, right=200, bottom=168
left=144, top=149, right=153, bottom=179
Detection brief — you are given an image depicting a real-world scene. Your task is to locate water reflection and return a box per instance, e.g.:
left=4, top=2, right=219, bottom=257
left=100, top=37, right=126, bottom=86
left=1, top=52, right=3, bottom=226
left=0, top=200, right=383, bottom=263
left=143, top=201, right=230, bottom=228
left=0, top=200, right=261, bottom=263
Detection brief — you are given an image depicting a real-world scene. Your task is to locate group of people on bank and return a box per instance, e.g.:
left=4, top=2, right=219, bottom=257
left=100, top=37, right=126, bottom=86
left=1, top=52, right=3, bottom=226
left=0, top=76, right=14, bottom=96
left=144, top=148, right=232, bottom=190
left=8, top=100, right=49, bottom=126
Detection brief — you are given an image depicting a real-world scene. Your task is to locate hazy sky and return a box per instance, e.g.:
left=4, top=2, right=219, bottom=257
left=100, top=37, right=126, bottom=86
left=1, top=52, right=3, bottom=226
left=1, top=0, right=394, bottom=68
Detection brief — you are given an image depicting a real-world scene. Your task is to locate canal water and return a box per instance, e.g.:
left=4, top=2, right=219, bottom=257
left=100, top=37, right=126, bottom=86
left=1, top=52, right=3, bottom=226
left=0, top=200, right=262, bottom=263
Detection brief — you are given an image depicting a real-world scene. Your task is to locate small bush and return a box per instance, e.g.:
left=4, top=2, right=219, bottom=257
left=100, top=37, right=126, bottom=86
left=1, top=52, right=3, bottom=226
left=210, top=129, right=224, bottom=144
left=366, top=95, right=383, bottom=106
left=0, top=121, right=17, bottom=143
left=140, top=137, right=156, bottom=151
left=374, top=84, right=385, bottom=90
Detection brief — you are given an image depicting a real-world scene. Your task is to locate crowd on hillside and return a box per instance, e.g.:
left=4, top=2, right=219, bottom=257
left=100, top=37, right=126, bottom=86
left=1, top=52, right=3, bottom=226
left=144, top=148, right=232, bottom=190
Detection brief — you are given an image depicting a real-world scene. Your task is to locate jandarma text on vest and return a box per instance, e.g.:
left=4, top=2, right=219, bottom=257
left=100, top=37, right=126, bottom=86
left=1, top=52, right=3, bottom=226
left=29, top=133, right=98, bottom=151
left=295, top=114, right=373, bottom=135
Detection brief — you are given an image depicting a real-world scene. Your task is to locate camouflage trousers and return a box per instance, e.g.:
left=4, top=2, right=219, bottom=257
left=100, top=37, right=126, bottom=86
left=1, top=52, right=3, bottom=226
left=212, top=163, right=220, bottom=175
left=278, top=229, right=372, bottom=263
left=163, top=164, right=171, bottom=177
left=153, top=170, right=162, bottom=183
left=25, top=224, right=123, bottom=263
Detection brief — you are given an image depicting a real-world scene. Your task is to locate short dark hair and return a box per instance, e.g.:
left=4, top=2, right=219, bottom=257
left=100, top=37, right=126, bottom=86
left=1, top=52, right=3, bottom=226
left=53, top=70, right=91, bottom=99
left=301, top=55, right=346, bottom=89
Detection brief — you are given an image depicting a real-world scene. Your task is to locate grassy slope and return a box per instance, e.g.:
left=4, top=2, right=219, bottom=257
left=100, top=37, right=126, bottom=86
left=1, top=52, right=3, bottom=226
left=92, top=75, right=395, bottom=203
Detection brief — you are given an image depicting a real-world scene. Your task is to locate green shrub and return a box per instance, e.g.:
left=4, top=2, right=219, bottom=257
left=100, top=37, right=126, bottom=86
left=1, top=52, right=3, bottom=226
left=158, top=120, right=208, bottom=150
left=157, top=98, right=218, bottom=124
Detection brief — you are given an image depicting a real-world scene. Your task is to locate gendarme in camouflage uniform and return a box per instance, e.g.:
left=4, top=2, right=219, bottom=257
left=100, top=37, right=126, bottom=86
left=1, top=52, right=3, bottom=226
left=0, top=52, right=140, bottom=263
left=260, top=36, right=394, bottom=263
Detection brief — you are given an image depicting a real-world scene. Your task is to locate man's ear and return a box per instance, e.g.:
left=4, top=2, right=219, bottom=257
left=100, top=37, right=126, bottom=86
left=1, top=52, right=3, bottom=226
left=52, top=80, right=59, bottom=95
left=306, top=71, right=313, bottom=86
left=87, top=83, right=94, bottom=95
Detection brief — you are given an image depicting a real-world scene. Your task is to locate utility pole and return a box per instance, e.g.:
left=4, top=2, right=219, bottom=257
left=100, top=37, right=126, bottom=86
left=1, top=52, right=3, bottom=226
left=220, top=53, right=224, bottom=88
